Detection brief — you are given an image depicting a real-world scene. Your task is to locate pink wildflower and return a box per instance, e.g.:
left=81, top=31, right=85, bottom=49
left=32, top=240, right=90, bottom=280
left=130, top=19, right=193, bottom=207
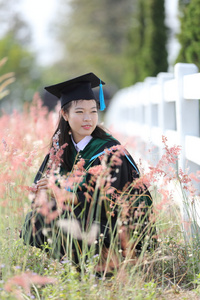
left=88, top=165, right=103, bottom=176
left=154, top=189, right=172, bottom=212
left=84, top=191, right=93, bottom=202
left=74, top=158, right=85, bottom=171
left=105, top=187, right=115, bottom=194
left=189, top=173, right=200, bottom=182
left=134, top=209, right=145, bottom=218
left=110, top=155, right=123, bottom=166
left=107, top=211, right=115, bottom=217
left=46, top=129, right=68, bottom=175
left=4, top=272, right=56, bottom=294
left=110, top=144, right=127, bottom=155
left=161, top=135, right=181, bottom=164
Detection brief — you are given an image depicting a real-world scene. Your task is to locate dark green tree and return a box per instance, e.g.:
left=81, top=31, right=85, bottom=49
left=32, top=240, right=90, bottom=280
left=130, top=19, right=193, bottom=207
left=124, top=0, right=168, bottom=85
left=179, top=0, right=191, bottom=7
left=176, top=0, right=200, bottom=69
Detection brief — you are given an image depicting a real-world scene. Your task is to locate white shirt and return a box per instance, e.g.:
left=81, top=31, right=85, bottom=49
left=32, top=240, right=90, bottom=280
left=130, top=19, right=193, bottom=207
left=71, top=135, right=93, bottom=152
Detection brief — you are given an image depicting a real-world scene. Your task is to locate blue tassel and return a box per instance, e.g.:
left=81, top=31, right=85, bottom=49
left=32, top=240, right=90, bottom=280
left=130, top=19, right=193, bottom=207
left=99, top=80, right=106, bottom=111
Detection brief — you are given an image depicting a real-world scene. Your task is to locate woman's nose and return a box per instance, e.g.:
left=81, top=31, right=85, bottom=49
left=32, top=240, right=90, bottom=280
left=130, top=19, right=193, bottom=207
left=83, top=114, right=91, bottom=121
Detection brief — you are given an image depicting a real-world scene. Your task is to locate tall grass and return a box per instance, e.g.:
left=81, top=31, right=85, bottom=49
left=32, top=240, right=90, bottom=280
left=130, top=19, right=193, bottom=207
left=0, top=93, right=200, bottom=299
left=0, top=57, right=15, bottom=101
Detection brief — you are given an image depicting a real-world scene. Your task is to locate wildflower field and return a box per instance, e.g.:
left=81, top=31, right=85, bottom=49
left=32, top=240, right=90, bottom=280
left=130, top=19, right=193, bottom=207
left=0, top=94, right=200, bottom=300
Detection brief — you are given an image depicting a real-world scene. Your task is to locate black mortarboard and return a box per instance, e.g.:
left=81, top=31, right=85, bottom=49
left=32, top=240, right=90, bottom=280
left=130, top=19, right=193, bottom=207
left=44, top=72, right=106, bottom=111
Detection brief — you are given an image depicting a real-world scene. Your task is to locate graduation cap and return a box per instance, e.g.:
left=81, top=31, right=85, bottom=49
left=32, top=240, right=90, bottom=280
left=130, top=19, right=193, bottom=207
left=44, top=72, right=106, bottom=111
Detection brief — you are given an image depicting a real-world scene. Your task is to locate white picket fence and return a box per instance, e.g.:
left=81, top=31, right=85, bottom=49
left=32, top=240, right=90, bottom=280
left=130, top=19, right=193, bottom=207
left=105, top=63, right=200, bottom=234
left=106, top=63, right=200, bottom=179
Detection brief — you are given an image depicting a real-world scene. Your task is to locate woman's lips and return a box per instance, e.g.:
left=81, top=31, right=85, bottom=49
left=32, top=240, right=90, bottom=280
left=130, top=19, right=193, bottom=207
left=82, top=125, right=92, bottom=130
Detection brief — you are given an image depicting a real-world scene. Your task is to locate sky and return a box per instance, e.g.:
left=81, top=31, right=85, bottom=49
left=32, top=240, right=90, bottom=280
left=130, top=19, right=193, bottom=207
left=19, top=0, right=180, bottom=68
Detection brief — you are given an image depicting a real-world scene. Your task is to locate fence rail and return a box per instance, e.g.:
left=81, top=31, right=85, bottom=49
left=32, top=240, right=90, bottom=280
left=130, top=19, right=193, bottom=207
left=105, top=63, right=200, bottom=181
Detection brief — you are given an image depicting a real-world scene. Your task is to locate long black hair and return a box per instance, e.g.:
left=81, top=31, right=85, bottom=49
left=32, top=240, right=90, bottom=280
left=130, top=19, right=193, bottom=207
left=51, top=100, right=111, bottom=171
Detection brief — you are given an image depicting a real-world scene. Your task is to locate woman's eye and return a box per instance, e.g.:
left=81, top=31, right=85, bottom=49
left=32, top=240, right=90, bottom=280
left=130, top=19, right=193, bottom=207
left=92, top=111, right=97, bottom=113
left=76, top=111, right=83, bottom=113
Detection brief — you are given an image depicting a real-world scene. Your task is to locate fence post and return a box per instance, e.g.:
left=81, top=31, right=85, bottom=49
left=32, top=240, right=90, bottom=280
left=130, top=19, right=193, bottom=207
left=174, top=63, right=200, bottom=239
left=157, top=72, right=174, bottom=157
left=174, top=63, right=199, bottom=171
left=143, top=77, right=157, bottom=141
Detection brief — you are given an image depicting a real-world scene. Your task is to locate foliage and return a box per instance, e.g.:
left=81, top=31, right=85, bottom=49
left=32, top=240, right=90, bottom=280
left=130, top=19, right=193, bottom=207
left=51, top=0, right=135, bottom=90
left=0, top=94, right=200, bottom=299
left=176, top=0, right=200, bottom=69
left=179, top=0, right=191, bottom=8
left=0, top=0, right=43, bottom=112
left=124, top=0, right=168, bottom=86
left=0, top=0, right=31, bottom=46
left=0, top=34, right=42, bottom=112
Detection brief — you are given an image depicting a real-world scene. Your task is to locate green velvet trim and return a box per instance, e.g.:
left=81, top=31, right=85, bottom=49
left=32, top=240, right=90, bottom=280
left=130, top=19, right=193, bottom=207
left=69, top=136, right=113, bottom=170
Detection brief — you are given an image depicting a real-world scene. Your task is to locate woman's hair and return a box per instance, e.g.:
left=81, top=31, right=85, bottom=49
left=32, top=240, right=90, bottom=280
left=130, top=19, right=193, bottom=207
left=51, top=99, right=111, bottom=171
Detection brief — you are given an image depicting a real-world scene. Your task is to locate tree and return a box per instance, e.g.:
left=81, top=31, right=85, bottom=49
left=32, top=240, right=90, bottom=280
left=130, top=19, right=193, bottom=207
left=51, top=0, right=135, bottom=90
left=124, top=0, right=168, bottom=85
left=0, top=0, right=42, bottom=111
left=176, top=0, right=200, bottom=69
left=0, top=33, right=41, bottom=108
left=179, top=0, right=191, bottom=7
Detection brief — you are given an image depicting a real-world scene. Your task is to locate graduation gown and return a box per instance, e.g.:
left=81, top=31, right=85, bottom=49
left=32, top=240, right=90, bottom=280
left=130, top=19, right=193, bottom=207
left=21, top=136, right=153, bottom=259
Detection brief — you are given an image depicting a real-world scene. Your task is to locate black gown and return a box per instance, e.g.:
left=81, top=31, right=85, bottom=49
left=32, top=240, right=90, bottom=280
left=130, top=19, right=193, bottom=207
left=21, top=136, right=154, bottom=260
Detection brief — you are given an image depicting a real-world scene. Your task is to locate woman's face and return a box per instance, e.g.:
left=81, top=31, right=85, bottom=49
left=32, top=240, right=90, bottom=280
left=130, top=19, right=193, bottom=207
left=62, top=100, right=98, bottom=143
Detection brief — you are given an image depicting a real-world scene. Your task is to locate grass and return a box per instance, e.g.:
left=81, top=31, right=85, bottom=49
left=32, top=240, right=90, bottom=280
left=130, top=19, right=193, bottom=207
left=0, top=97, right=200, bottom=299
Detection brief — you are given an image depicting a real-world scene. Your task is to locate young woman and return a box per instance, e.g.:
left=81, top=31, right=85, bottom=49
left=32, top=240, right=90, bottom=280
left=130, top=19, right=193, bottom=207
left=21, top=73, right=154, bottom=266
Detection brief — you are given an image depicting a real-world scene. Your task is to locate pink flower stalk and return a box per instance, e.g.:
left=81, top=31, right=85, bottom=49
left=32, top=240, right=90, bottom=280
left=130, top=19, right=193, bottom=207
left=189, top=172, right=200, bottom=183
left=107, top=210, right=115, bottom=217
left=154, top=189, right=172, bottom=212
left=84, top=191, right=94, bottom=202
left=0, top=94, right=56, bottom=212
left=179, top=168, right=192, bottom=185
left=88, top=165, right=103, bottom=176
left=61, top=170, right=86, bottom=191
left=33, top=189, right=62, bottom=224
left=4, top=272, right=56, bottom=294
left=109, top=145, right=127, bottom=167
left=46, top=132, right=68, bottom=176
left=74, top=157, right=85, bottom=171
left=110, top=144, right=127, bottom=155
left=110, top=155, right=123, bottom=166
left=105, top=187, right=116, bottom=194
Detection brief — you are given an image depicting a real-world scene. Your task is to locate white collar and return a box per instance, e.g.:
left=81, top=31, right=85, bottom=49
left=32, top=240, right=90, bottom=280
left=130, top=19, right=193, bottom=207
left=71, top=135, right=93, bottom=152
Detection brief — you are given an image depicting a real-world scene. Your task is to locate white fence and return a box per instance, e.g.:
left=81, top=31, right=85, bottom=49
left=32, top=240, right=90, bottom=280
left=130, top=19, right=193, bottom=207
left=105, top=63, right=200, bottom=185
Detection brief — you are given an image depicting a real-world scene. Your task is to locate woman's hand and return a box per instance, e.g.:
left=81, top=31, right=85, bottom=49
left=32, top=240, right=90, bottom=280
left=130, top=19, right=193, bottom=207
left=35, top=178, right=54, bottom=199
left=35, top=177, right=78, bottom=206
left=63, top=191, right=78, bottom=206
left=36, top=178, right=49, bottom=191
